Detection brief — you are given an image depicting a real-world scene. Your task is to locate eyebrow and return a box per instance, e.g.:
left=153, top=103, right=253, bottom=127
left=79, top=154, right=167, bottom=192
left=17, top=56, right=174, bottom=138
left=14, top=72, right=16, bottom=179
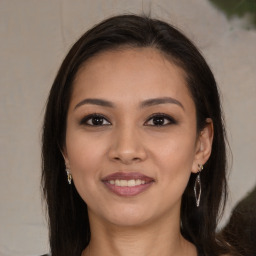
left=74, top=98, right=115, bottom=110
left=140, top=97, right=184, bottom=110
left=74, top=97, right=184, bottom=110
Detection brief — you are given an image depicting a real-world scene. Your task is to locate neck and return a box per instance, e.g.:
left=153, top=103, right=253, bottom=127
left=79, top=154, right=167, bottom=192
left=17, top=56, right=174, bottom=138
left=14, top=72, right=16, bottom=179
left=82, top=211, right=197, bottom=256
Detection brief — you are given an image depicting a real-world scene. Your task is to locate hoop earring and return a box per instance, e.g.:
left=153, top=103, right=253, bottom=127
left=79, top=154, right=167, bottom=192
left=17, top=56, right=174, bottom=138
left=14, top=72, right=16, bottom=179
left=194, top=164, right=203, bottom=207
left=66, top=168, right=72, bottom=185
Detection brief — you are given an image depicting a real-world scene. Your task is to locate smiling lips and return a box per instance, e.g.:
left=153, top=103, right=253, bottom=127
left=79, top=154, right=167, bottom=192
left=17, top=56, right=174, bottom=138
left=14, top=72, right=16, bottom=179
left=102, top=172, right=155, bottom=197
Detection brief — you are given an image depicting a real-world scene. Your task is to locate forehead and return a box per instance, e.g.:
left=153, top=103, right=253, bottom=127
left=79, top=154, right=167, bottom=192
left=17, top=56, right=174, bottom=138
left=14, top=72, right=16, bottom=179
left=71, top=47, right=193, bottom=109
left=75, top=47, right=186, bottom=82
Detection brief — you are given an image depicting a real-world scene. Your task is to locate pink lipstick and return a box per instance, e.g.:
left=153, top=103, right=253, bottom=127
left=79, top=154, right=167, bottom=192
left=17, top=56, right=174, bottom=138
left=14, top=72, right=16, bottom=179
left=102, top=172, right=154, bottom=197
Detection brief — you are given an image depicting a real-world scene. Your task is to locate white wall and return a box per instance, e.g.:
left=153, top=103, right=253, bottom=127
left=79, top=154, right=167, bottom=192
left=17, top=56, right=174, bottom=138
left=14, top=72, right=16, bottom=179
left=0, top=0, right=255, bottom=255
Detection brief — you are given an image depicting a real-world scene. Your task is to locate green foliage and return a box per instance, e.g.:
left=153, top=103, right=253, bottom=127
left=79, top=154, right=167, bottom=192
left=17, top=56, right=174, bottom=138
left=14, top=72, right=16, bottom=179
left=209, top=0, right=256, bottom=28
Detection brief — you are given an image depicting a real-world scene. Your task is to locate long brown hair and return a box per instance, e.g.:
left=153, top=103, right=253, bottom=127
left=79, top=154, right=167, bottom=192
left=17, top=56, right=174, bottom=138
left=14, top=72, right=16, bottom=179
left=42, top=14, right=234, bottom=256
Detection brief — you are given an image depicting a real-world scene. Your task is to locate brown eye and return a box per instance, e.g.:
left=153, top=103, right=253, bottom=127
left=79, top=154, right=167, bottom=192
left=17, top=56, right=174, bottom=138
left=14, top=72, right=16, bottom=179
left=80, top=114, right=111, bottom=126
left=145, top=114, right=176, bottom=126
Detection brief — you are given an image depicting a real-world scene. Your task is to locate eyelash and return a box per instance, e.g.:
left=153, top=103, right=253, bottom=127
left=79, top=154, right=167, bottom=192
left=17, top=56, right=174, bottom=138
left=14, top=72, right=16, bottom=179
left=144, top=113, right=177, bottom=126
left=80, top=113, right=176, bottom=127
left=80, top=113, right=111, bottom=126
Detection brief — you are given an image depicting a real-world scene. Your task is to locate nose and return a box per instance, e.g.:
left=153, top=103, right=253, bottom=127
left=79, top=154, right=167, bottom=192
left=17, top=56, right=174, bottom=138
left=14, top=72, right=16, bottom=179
left=108, top=126, right=147, bottom=165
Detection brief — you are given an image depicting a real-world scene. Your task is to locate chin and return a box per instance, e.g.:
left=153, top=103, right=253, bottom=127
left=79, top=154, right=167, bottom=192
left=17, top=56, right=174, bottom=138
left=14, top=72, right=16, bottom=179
left=103, top=204, right=156, bottom=228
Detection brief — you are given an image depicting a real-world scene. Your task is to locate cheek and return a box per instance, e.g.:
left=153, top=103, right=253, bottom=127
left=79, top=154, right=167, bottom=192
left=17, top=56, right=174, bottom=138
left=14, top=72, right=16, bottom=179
left=149, top=131, right=196, bottom=169
left=149, top=132, right=196, bottom=194
left=66, top=129, right=107, bottom=168
left=65, top=132, right=108, bottom=198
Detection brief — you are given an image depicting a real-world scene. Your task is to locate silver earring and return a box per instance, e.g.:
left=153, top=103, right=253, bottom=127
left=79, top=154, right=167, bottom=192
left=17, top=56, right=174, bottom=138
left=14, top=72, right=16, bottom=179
left=194, top=164, right=203, bottom=207
left=66, top=168, right=72, bottom=185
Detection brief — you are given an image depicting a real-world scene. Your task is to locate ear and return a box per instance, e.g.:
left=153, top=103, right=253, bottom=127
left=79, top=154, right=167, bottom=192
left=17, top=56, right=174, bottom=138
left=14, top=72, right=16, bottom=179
left=61, top=146, right=71, bottom=170
left=192, top=118, right=214, bottom=173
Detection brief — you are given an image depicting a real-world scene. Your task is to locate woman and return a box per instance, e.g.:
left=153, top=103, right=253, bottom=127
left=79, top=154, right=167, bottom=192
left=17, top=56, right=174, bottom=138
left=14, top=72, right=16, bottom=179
left=42, top=14, right=237, bottom=256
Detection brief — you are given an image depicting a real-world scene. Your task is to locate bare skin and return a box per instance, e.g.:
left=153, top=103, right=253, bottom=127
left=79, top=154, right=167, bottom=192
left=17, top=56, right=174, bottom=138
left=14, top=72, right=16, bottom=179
left=81, top=210, right=197, bottom=256
left=63, top=48, right=213, bottom=256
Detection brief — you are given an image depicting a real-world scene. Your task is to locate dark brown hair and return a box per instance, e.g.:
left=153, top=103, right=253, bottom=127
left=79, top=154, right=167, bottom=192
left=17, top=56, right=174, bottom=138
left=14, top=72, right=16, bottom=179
left=221, top=185, right=256, bottom=256
left=42, top=14, right=234, bottom=256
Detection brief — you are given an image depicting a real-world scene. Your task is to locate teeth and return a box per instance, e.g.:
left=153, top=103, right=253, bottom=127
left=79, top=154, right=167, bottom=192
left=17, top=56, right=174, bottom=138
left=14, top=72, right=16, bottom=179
left=120, top=180, right=127, bottom=186
left=135, top=179, right=141, bottom=185
left=108, top=179, right=148, bottom=187
left=127, top=180, right=135, bottom=186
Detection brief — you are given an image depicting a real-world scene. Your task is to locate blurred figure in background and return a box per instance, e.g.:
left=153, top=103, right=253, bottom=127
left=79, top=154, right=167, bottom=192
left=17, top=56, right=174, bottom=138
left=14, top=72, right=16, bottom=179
left=221, top=185, right=256, bottom=256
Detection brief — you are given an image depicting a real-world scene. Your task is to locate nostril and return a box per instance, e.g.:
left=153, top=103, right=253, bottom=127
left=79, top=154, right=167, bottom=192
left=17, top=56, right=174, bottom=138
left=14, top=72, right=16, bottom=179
left=108, top=139, right=147, bottom=164
left=112, top=155, right=142, bottom=165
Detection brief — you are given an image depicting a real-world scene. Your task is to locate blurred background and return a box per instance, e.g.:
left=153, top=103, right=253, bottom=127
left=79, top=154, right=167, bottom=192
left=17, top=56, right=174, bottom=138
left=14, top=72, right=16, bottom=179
left=0, top=0, right=255, bottom=255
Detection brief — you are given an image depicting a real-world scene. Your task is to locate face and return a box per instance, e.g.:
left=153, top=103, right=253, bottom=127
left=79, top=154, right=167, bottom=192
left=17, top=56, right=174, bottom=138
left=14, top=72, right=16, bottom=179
left=64, top=48, right=212, bottom=228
